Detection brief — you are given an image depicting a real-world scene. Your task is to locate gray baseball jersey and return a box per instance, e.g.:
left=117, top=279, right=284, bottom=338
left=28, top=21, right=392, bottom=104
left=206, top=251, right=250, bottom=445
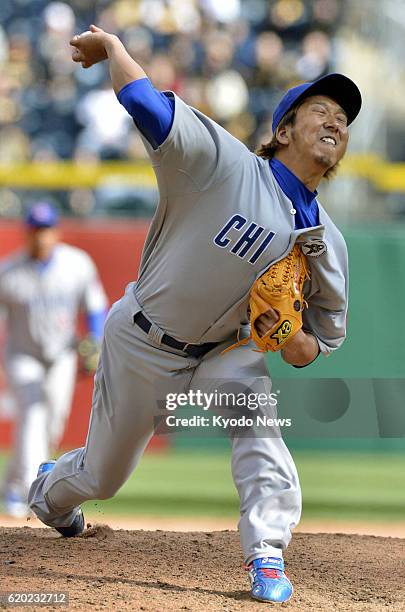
left=28, top=88, right=348, bottom=565
left=0, top=243, right=108, bottom=363
left=135, top=92, right=348, bottom=352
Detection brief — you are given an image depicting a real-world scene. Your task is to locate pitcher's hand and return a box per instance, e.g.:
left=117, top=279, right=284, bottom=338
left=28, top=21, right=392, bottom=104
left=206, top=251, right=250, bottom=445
left=70, top=25, right=113, bottom=68
left=254, top=306, right=279, bottom=337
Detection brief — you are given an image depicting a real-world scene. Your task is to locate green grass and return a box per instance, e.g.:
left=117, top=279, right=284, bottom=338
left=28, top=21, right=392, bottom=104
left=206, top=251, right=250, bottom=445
left=1, top=450, right=404, bottom=522
left=86, top=451, right=238, bottom=519
left=296, top=451, right=405, bottom=520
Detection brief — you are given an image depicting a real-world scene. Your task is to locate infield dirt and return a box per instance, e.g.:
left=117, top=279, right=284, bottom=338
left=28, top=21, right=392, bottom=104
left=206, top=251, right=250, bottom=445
left=1, top=526, right=404, bottom=611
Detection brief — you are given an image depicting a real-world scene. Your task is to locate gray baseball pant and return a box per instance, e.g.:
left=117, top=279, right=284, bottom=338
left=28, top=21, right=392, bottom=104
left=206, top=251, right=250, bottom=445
left=29, top=283, right=301, bottom=563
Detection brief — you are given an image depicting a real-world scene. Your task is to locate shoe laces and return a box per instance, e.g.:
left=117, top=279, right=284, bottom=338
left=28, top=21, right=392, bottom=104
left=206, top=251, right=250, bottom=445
left=245, top=563, right=283, bottom=580
left=256, top=567, right=282, bottom=580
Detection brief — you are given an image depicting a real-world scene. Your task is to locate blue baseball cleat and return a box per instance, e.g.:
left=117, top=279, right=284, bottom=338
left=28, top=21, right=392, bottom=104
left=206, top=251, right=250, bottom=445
left=37, top=460, right=57, bottom=476
left=36, top=461, right=85, bottom=538
left=247, top=556, right=293, bottom=603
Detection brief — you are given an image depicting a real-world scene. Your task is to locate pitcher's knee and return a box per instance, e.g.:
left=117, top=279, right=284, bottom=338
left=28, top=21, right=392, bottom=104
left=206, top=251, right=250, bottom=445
left=93, top=478, right=122, bottom=500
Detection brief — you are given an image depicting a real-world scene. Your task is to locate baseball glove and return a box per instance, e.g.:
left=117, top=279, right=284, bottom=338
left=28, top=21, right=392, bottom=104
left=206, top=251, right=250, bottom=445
left=78, top=334, right=101, bottom=374
left=223, top=244, right=310, bottom=354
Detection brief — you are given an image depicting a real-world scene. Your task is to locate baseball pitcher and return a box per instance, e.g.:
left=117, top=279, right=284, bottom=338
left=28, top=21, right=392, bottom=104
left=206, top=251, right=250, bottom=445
left=28, top=27, right=361, bottom=604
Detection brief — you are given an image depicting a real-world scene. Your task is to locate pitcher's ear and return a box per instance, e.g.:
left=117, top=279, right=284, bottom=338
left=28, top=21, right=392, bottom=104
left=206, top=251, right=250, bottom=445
left=276, top=125, right=290, bottom=146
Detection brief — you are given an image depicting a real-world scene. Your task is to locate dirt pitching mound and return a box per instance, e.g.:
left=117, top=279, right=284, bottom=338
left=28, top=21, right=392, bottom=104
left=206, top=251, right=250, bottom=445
left=1, top=527, right=404, bottom=611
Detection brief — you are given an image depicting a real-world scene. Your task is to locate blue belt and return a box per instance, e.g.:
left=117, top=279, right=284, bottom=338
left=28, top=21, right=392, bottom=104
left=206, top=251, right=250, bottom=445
left=133, top=312, right=218, bottom=358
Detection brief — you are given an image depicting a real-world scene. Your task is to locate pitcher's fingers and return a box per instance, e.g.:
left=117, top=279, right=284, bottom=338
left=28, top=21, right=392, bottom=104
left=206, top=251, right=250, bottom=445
left=90, top=24, right=103, bottom=32
left=72, top=49, right=84, bottom=62
left=263, top=306, right=279, bottom=319
left=259, top=312, right=278, bottom=327
left=70, top=34, right=81, bottom=47
left=255, top=321, right=270, bottom=337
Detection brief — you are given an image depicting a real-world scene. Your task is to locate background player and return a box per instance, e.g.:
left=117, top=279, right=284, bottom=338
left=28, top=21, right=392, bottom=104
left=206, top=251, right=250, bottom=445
left=0, top=202, right=108, bottom=518
left=28, top=27, right=361, bottom=604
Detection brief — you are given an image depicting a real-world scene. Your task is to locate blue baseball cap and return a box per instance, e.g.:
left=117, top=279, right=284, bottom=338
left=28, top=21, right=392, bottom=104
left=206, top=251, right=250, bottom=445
left=25, top=202, right=59, bottom=228
left=272, top=73, right=362, bottom=134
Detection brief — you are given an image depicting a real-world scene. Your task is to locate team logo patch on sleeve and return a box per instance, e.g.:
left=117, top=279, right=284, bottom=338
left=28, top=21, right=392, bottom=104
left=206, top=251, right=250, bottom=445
left=301, top=239, right=327, bottom=258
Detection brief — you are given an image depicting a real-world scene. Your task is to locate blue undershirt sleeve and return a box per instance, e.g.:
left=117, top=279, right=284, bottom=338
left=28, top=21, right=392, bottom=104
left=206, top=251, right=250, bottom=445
left=117, top=78, right=175, bottom=149
left=86, top=309, right=107, bottom=343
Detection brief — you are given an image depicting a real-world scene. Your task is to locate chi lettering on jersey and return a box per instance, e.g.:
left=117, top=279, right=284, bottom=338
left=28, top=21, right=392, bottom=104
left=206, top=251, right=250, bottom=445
left=213, top=214, right=275, bottom=264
